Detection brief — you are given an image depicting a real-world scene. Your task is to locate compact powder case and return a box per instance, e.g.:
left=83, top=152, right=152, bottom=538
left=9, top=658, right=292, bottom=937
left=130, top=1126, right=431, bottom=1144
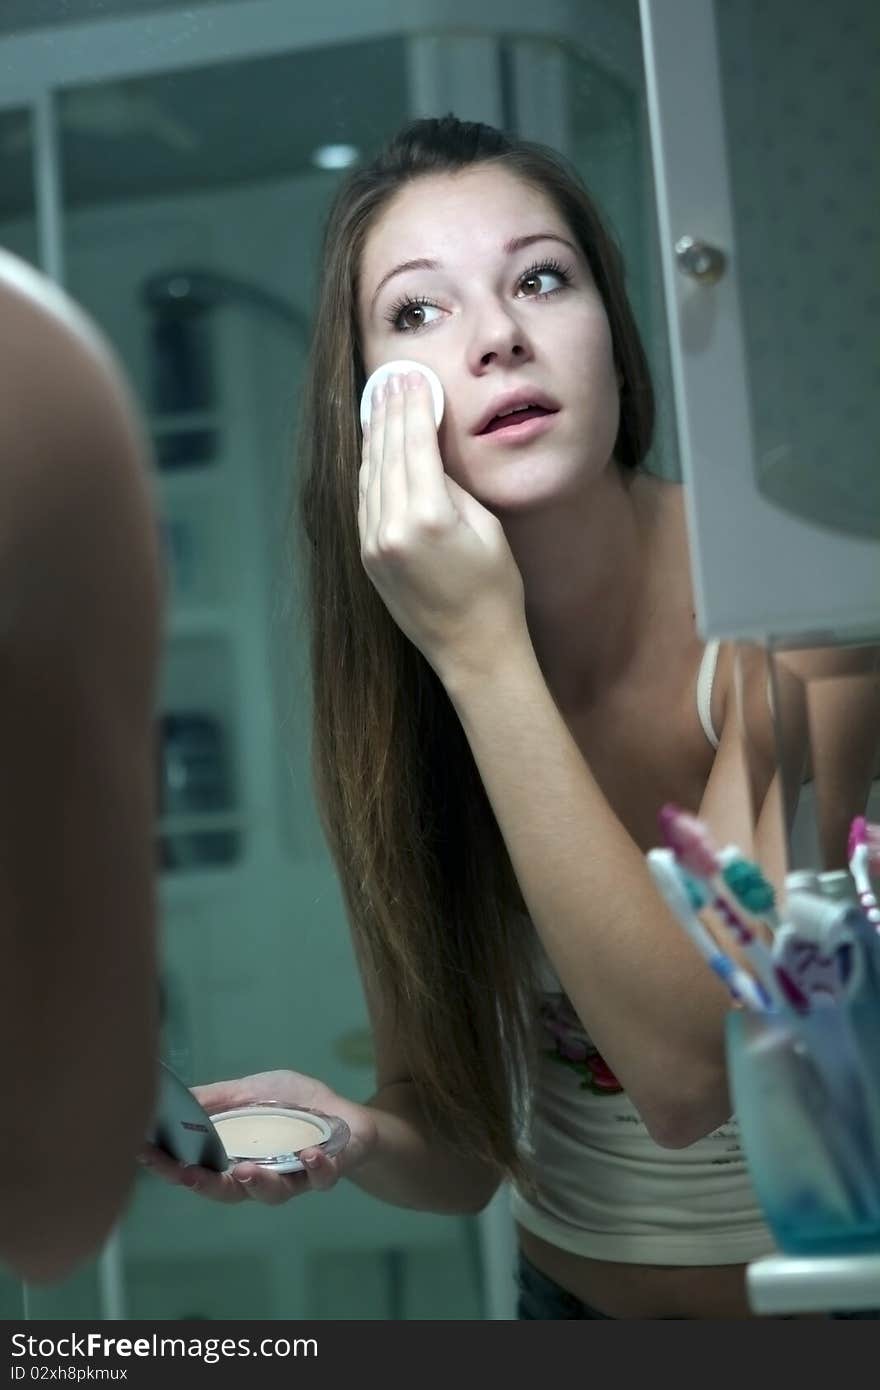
left=147, top=1061, right=351, bottom=1175
left=208, top=1103, right=351, bottom=1174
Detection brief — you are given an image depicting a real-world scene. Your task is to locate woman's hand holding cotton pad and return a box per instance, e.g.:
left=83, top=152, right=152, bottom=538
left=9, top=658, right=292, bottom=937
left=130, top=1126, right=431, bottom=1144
left=360, top=359, right=444, bottom=432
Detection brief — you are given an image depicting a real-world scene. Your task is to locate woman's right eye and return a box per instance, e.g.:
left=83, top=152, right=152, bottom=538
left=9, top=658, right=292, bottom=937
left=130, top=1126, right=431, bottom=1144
left=386, top=296, right=441, bottom=332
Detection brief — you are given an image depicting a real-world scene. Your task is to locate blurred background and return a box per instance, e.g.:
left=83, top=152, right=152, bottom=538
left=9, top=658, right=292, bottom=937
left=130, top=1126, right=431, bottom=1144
left=0, top=0, right=876, bottom=1320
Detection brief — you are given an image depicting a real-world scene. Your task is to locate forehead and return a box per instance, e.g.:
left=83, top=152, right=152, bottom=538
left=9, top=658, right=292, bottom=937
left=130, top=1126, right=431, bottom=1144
left=360, top=167, right=568, bottom=282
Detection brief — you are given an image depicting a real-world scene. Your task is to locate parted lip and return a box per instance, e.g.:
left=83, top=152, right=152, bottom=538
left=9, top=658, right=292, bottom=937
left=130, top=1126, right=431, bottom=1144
left=473, top=387, right=561, bottom=435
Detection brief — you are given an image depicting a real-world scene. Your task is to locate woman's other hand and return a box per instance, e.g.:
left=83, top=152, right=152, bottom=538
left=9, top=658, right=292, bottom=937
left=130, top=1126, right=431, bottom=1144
left=139, top=1069, right=378, bottom=1206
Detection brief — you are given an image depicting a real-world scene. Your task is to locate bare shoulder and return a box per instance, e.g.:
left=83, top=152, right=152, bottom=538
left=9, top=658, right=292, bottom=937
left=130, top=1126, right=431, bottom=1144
left=632, top=467, right=685, bottom=521
left=0, top=252, right=161, bottom=656
left=0, top=262, right=162, bottom=1281
left=632, top=471, right=691, bottom=581
left=630, top=471, right=700, bottom=657
left=0, top=250, right=145, bottom=478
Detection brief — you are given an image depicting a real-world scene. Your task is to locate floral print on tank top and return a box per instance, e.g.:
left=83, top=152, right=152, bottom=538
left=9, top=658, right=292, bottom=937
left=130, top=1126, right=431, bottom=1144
left=540, top=991, right=623, bottom=1095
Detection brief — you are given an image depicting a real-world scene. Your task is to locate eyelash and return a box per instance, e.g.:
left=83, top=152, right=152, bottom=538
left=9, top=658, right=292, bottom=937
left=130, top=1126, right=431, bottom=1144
left=384, top=257, right=574, bottom=333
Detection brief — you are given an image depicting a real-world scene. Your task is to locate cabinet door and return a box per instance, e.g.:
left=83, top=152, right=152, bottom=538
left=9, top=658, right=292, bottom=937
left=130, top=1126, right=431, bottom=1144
left=640, top=0, right=879, bottom=642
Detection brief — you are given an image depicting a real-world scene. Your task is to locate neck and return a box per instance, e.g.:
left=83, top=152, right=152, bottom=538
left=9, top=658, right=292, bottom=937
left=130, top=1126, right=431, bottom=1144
left=499, top=466, right=664, bottom=713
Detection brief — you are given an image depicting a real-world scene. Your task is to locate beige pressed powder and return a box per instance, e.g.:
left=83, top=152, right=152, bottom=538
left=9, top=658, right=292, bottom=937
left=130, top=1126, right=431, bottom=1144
left=213, top=1112, right=324, bottom=1158
left=208, top=1105, right=349, bottom=1173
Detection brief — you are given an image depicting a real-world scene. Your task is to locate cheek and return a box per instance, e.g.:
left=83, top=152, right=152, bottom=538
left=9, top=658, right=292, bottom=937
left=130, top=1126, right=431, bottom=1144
left=435, top=414, right=475, bottom=488
left=436, top=415, right=462, bottom=470
left=359, top=341, right=383, bottom=379
left=358, top=317, right=396, bottom=378
left=570, top=310, right=617, bottom=389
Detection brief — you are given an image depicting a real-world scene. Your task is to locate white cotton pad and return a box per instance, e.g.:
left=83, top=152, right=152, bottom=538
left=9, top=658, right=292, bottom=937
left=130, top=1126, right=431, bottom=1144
left=360, top=359, right=445, bottom=431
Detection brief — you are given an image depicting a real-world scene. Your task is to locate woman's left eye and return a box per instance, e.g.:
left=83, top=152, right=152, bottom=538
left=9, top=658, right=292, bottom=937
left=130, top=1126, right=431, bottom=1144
left=517, top=261, right=573, bottom=297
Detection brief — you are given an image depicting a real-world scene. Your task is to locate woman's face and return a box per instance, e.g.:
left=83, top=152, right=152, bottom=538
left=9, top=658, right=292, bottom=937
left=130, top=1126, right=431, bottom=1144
left=356, top=166, right=620, bottom=513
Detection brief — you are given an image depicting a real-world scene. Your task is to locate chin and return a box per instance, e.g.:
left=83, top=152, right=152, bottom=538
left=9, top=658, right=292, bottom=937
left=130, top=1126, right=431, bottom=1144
left=454, top=452, right=596, bottom=516
left=469, top=481, right=579, bottom=519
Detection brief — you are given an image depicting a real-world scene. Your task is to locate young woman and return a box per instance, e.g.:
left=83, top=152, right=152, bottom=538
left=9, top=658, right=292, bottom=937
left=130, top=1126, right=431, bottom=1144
left=144, top=116, right=861, bottom=1318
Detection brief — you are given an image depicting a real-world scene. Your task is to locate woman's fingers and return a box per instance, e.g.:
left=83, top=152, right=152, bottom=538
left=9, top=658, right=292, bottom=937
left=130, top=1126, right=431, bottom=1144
left=365, top=381, right=386, bottom=536
left=298, top=1147, right=340, bottom=1192
left=190, top=1080, right=252, bottom=1113
left=139, top=1143, right=340, bottom=1206
left=358, top=424, right=370, bottom=539
left=230, top=1163, right=310, bottom=1206
left=137, top=1142, right=184, bottom=1184
left=177, top=1166, right=251, bottom=1204
left=377, top=372, right=407, bottom=522
left=402, top=370, right=449, bottom=510
left=361, top=371, right=450, bottom=553
left=233, top=1149, right=339, bottom=1202
left=139, top=1145, right=249, bottom=1204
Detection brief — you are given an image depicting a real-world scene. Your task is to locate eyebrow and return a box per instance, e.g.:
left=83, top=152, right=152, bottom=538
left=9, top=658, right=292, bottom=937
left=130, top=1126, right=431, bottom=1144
left=369, top=232, right=579, bottom=313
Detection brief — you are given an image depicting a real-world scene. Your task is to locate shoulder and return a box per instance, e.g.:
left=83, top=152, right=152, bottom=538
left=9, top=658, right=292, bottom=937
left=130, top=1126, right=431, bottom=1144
left=630, top=470, right=702, bottom=672
left=631, top=468, right=684, bottom=526
left=631, top=471, right=693, bottom=601
left=0, top=250, right=153, bottom=518
left=0, top=251, right=161, bottom=656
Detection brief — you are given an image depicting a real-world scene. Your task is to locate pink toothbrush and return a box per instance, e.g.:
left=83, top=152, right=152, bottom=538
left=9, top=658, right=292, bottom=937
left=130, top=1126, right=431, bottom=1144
left=847, top=817, right=880, bottom=927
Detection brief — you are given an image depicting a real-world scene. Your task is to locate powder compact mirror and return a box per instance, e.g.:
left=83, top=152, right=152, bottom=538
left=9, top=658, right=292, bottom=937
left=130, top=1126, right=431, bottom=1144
left=148, top=1060, right=229, bottom=1172
left=208, top=1103, right=351, bottom=1174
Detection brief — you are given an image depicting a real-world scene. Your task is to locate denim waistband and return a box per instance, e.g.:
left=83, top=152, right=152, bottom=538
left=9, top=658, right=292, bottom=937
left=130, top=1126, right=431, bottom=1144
left=515, top=1248, right=880, bottom=1320
left=515, top=1251, right=613, bottom=1320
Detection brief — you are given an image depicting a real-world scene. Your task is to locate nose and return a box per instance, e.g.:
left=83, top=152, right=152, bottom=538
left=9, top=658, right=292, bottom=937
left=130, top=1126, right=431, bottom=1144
left=467, top=300, right=534, bottom=373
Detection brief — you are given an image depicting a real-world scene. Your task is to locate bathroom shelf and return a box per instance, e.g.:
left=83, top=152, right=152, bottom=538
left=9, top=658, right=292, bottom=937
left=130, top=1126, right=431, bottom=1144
left=150, top=411, right=222, bottom=437
left=156, top=811, right=244, bottom=837
left=149, top=412, right=224, bottom=472
left=747, top=1252, right=880, bottom=1314
left=155, top=464, right=229, bottom=501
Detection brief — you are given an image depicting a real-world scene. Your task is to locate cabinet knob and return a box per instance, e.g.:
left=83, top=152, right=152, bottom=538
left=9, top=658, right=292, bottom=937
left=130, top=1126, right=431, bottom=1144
left=674, top=236, right=727, bottom=284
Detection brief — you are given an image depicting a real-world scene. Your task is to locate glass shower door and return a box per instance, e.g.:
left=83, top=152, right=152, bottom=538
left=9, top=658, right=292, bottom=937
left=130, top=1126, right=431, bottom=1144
left=41, top=34, right=484, bottom=1322
left=472, top=20, right=681, bottom=1318
left=0, top=105, right=39, bottom=269
left=504, top=23, right=680, bottom=485
left=8, top=1, right=676, bottom=1320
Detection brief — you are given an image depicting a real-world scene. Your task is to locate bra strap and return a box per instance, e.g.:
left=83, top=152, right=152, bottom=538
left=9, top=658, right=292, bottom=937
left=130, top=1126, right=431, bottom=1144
left=696, top=640, right=721, bottom=751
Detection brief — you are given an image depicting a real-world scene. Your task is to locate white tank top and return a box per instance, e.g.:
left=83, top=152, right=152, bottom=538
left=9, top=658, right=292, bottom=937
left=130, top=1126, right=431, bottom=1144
left=510, top=948, right=776, bottom=1265
left=510, top=642, right=777, bottom=1265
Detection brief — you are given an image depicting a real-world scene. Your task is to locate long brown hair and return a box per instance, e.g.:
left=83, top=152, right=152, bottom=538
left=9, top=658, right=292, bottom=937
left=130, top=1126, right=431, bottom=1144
left=296, top=116, right=655, bottom=1181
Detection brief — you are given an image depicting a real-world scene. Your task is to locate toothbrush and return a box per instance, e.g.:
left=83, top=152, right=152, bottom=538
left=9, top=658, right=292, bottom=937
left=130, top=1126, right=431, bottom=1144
left=784, top=890, right=865, bottom=957
left=718, top=847, right=780, bottom=934
left=847, top=817, right=880, bottom=926
left=783, top=894, right=880, bottom=1187
left=773, top=891, right=863, bottom=1004
left=659, top=805, right=808, bottom=1013
left=647, top=849, right=772, bottom=1012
